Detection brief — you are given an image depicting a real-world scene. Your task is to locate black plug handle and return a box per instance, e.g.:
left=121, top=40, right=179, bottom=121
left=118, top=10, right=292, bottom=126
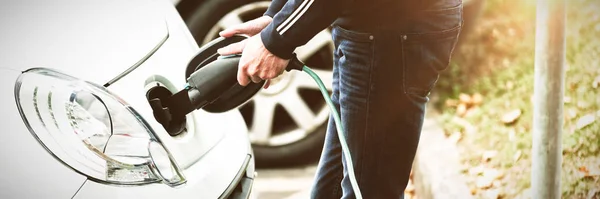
left=285, top=53, right=304, bottom=72
left=220, top=53, right=303, bottom=72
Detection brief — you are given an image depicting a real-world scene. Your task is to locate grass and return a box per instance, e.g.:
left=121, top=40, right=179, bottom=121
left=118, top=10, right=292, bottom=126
left=432, top=0, right=600, bottom=198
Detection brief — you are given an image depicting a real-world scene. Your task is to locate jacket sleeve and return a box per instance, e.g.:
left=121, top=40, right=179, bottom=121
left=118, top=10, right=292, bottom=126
left=260, top=0, right=347, bottom=59
left=264, top=0, right=287, bottom=18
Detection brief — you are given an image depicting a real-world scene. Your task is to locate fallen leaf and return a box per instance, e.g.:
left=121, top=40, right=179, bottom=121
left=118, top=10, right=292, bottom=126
left=492, top=28, right=500, bottom=38
left=508, top=130, right=516, bottom=141
left=482, top=151, right=498, bottom=162
left=459, top=93, right=472, bottom=104
left=584, top=159, right=600, bottom=177
left=502, top=109, right=522, bottom=124
left=483, top=168, right=504, bottom=180
left=457, top=103, right=468, bottom=117
left=465, top=107, right=480, bottom=118
left=564, top=96, right=572, bottom=104
left=593, top=76, right=600, bottom=88
left=465, top=126, right=477, bottom=135
left=446, top=99, right=459, bottom=107
left=530, top=95, right=534, bottom=104
left=578, top=101, right=590, bottom=109
left=508, top=28, right=516, bottom=36
left=452, top=117, right=477, bottom=134
left=472, top=93, right=484, bottom=106
left=566, top=108, right=577, bottom=120
left=502, top=58, right=511, bottom=67
left=505, top=101, right=512, bottom=108
left=513, top=150, right=522, bottom=162
left=449, top=132, right=462, bottom=143
left=492, top=180, right=502, bottom=187
left=516, top=188, right=531, bottom=199
left=470, top=187, right=478, bottom=195
left=476, top=175, right=494, bottom=189
left=570, top=82, right=579, bottom=91
left=484, top=189, right=501, bottom=199
left=469, top=165, right=485, bottom=175
left=576, top=113, right=596, bottom=130
left=579, top=166, right=589, bottom=175
left=506, top=81, right=514, bottom=90
left=405, top=179, right=415, bottom=193
left=587, top=188, right=599, bottom=199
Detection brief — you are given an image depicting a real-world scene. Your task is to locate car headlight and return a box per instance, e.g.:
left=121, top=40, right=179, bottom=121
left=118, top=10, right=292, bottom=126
left=14, top=68, right=186, bottom=187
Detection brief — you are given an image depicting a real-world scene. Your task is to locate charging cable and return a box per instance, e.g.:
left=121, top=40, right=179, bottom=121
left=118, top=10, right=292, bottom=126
left=302, top=65, right=363, bottom=199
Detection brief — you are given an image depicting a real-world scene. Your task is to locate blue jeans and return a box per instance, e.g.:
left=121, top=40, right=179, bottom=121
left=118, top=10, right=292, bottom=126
left=310, top=2, right=463, bottom=199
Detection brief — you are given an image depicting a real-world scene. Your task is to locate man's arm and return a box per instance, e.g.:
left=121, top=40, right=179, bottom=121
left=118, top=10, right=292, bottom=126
left=264, top=0, right=287, bottom=18
left=260, top=0, right=347, bottom=59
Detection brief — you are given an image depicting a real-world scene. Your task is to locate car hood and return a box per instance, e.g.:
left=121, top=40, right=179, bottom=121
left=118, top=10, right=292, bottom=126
left=0, top=0, right=168, bottom=85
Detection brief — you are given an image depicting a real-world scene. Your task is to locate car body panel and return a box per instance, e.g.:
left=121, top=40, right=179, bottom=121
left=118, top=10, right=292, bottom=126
left=0, top=0, right=167, bottom=85
left=0, top=69, right=87, bottom=199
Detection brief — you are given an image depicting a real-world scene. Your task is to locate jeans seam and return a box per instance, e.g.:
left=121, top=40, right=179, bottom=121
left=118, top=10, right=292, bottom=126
left=403, top=24, right=462, bottom=42
left=356, top=37, right=375, bottom=192
left=332, top=173, right=343, bottom=198
left=401, top=36, right=408, bottom=95
left=331, top=54, right=342, bottom=199
left=421, top=3, right=462, bottom=12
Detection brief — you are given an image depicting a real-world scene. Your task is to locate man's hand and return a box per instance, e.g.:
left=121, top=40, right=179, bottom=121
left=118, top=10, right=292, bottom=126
left=219, top=35, right=289, bottom=88
left=217, top=15, right=272, bottom=57
left=219, top=15, right=272, bottom=38
left=217, top=16, right=289, bottom=89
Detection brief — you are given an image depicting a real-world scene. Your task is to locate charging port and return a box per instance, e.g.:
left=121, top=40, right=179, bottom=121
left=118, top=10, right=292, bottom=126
left=146, top=86, right=186, bottom=136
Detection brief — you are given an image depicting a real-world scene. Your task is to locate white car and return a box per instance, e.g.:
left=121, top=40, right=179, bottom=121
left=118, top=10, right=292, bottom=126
left=0, top=0, right=255, bottom=198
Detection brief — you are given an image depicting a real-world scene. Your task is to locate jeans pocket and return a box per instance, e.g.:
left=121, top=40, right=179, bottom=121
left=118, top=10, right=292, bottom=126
left=332, top=25, right=374, bottom=43
left=332, top=25, right=374, bottom=108
left=401, top=24, right=461, bottom=97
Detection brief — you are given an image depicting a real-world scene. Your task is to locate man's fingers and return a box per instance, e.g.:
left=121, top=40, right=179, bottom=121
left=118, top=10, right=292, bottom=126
left=250, top=75, right=262, bottom=83
left=247, top=64, right=262, bottom=83
left=263, top=80, right=271, bottom=89
left=219, top=23, right=246, bottom=37
left=220, top=16, right=271, bottom=37
left=237, top=62, right=250, bottom=86
left=237, top=70, right=250, bottom=86
left=217, top=40, right=246, bottom=55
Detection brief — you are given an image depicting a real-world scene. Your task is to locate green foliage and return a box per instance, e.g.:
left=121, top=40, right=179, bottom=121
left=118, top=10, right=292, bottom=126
left=435, top=0, right=600, bottom=198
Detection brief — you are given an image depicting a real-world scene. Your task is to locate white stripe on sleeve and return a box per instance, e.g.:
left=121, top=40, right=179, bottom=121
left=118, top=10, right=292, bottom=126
left=276, top=0, right=310, bottom=32
left=279, top=0, right=314, bottom=35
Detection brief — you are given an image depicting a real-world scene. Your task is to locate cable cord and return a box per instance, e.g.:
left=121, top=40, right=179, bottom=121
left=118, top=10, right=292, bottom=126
left=302, top=66, right=363, bottom=199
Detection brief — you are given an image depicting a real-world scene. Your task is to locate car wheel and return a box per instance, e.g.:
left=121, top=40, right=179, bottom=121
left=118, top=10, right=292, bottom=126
left=181, top=0, right=335, bottom=167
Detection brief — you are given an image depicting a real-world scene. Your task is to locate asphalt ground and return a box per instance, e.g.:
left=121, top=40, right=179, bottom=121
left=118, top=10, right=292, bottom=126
left=253, top=164, right=317, bottom=199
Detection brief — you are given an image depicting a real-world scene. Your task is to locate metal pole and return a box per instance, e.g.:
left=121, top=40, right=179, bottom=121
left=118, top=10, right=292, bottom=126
left=531, top=0, right=567, bottom=198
